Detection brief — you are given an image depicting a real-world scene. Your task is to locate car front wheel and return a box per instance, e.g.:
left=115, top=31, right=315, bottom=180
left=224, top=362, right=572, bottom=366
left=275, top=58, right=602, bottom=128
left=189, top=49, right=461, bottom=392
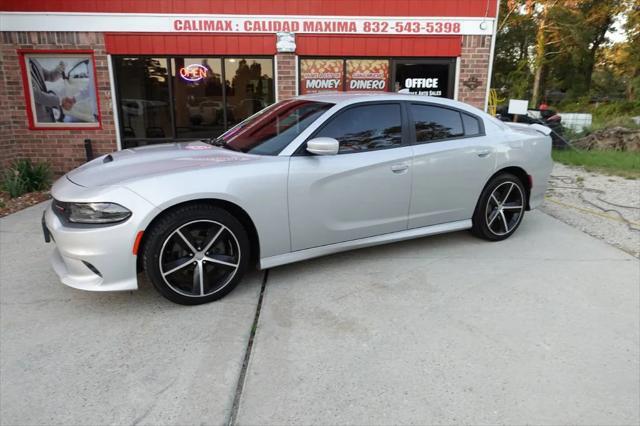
left=143, top=204, right=250, bottom=305
left=472, top=173, right=526, bottom=241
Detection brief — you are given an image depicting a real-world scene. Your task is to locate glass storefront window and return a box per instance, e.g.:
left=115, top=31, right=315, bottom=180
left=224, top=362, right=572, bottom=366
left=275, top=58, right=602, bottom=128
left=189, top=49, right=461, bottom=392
left=298, top=57, right=456, bottom=99
left=114, top=57, right=171, bottom=145
left=172, top=58, right=224, bottom=139
left=224, top=58, right=275, bottom=127
left=113, top=56, right=275, bottom=148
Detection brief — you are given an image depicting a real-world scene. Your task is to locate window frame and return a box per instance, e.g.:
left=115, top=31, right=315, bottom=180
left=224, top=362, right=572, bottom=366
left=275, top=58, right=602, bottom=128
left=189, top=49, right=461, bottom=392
left=111, top=54, right=275, bottom=148
left=294, top=101, right=411, bottom=156
left=407, top=101, right=486, bottom=145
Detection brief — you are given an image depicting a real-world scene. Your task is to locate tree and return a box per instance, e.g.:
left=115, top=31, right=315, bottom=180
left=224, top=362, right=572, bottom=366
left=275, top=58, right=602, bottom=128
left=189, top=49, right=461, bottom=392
left=493, top=0, right=537, bottom=99
left=531, top=0, right=552, bottom=107
left=620, top=0, right=640, bottom=100
left=493, top=0, right=636, bottom=105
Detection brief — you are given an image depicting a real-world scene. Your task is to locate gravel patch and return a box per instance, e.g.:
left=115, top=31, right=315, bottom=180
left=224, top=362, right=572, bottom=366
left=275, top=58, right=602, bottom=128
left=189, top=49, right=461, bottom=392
left=541, top=162, right=640, bottom=258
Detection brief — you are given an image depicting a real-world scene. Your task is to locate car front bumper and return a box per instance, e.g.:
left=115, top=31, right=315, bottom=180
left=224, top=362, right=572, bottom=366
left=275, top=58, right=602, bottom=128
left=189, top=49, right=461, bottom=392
left=43, top=179, right=159, bottom=292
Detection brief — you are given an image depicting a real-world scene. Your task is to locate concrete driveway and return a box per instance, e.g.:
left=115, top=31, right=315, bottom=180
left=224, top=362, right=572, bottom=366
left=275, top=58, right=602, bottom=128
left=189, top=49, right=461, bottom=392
left=1, top=203, right=638, bottom=425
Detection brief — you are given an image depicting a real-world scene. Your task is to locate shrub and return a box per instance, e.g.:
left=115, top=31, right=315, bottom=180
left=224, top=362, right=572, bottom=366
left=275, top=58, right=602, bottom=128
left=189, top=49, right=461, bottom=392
left=1, top=169, right=28, bottom=198
left=1, top=159, right=52, bottom=198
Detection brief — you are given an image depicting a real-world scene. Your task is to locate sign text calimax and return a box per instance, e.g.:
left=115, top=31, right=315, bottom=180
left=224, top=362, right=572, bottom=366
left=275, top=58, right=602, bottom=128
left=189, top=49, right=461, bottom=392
left=174, top=19, right=232, bottom=31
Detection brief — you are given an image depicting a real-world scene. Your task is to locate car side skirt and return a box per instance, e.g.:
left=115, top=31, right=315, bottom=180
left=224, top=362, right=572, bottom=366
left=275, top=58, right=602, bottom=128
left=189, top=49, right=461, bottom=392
left=260, top=219, right=472, bottom=269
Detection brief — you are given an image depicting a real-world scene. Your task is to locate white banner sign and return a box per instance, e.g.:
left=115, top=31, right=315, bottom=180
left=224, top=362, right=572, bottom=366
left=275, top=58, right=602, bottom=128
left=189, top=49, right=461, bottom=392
left=0, top=12, right=494, bottom=36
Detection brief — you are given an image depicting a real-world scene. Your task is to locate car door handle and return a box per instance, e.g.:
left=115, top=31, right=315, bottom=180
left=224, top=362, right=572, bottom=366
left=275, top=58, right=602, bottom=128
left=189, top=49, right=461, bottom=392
left=391, top=163, right=409, bottom=173
left=477, top=149, right=492, bottom=158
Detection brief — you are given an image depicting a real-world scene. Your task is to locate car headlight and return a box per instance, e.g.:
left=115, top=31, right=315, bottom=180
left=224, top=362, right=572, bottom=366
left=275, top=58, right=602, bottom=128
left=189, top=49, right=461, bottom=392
left=53, top=200, right=132, bottom=224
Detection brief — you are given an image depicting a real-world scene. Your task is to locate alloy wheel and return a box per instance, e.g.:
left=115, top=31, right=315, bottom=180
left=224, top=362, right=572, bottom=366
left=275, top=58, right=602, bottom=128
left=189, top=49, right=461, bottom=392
left=159, top=220, right=241, bottom=297
left=485, top=181, right=525, bottom=236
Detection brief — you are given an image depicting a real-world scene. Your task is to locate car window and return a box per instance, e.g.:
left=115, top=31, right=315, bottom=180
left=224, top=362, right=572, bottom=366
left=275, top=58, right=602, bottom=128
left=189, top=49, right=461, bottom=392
left=217, top=99, right=333, bottom=155
left=462, top=113, right=481, bottom=136
left=410, top=104, right=464, bottom=143
left=315, top=104, right=403, bottom=154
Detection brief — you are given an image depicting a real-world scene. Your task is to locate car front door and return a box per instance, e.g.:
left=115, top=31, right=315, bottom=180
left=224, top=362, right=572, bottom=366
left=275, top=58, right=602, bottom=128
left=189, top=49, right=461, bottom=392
left=407, top=103, right=496, bottom=228
left=288, top=102, right=413, bottom=251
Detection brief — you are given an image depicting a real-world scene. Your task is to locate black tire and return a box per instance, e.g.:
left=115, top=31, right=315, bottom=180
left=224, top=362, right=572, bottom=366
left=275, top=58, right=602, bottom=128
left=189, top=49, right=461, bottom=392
left=142, top=203, right=250, bottom=305
left=471, top=173, right=527, bottom=241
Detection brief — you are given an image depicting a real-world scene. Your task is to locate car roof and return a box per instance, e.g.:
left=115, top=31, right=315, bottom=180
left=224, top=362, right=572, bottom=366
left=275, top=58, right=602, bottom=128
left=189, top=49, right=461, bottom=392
left=296, top=92, right=486, bottom=114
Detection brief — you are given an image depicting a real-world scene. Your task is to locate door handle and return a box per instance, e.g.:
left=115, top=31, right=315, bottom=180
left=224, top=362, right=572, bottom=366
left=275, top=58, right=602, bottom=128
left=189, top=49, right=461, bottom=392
left=477, top=149, right=492, bottom=158
left=391, top=163, right=409, bottom=173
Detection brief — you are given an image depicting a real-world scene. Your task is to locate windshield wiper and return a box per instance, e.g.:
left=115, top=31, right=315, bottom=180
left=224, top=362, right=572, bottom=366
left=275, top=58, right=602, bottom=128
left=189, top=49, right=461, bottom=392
left=205, top=136, right=224, bottom=146
left=204, top=136, right=241, bottom=152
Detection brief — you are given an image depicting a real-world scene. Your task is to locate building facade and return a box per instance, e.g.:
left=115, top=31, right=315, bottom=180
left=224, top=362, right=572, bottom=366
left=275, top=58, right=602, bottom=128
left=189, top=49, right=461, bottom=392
left=0, top=1, right=499, bottom=174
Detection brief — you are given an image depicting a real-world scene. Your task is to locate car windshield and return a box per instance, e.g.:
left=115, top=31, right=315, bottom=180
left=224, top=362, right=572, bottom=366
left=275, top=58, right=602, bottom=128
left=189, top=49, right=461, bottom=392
left=213, top=99, right=334, bottom=155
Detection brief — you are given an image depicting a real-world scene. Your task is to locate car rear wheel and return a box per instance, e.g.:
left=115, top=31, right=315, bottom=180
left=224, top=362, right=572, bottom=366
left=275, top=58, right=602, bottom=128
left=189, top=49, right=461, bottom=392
left=143, top=204, right=250, bottom=305
left=472, top=173, right=526, bottom=241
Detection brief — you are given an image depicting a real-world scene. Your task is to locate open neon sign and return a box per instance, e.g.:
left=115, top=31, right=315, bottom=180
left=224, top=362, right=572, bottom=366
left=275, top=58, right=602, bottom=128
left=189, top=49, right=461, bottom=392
left=179, top=64, right=207, bottom=82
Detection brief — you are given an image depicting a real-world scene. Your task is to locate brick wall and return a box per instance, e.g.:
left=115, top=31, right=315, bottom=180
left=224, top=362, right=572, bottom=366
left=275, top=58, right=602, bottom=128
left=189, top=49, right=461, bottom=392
left=276, top=53, right=297, bottom=101
left=0, top=32, right=117, bottom=175
left=0, top=32, right=493, bottom=176
left=458, top=35, right=491, bottom=110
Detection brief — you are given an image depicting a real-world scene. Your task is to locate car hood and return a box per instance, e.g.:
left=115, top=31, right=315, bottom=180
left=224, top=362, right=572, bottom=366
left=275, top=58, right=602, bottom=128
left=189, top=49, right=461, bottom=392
left=67, top=141, right=259, bottom=187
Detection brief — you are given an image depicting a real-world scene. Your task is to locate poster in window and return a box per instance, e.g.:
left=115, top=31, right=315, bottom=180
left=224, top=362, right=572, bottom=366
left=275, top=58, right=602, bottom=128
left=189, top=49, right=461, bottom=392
left=393, top=62, right=452, bottom=98
left=299, top=59, right=343, bottom=94
left=19, top=50, right=101, bottom=129
left=345, top=59, right=389, bottom=92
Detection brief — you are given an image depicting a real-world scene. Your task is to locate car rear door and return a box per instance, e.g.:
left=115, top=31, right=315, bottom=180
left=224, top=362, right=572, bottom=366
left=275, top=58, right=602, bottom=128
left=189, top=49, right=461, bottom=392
left=288, top=102, right=413, bottom=251
left=407, top=102, right=496, bottom=228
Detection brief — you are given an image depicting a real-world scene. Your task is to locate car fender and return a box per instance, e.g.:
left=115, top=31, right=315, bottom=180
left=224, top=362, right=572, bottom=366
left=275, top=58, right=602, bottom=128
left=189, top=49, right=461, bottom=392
left=491, top=130, right=552, bottom=209
left=125, top=160, right=291, bottom=260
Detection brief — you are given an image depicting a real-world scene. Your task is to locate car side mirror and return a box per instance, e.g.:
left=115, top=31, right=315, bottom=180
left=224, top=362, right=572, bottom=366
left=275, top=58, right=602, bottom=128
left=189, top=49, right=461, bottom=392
left=306, top=137, right=339, bottom=155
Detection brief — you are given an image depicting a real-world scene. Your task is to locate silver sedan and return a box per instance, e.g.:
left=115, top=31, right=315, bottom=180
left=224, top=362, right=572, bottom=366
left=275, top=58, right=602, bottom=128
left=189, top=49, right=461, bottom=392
left=43, top=93, right=553, bottom=304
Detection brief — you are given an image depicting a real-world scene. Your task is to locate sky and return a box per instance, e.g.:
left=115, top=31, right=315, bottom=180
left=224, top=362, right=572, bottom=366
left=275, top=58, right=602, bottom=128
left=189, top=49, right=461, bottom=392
left=607, top=13, right=628, bottom=44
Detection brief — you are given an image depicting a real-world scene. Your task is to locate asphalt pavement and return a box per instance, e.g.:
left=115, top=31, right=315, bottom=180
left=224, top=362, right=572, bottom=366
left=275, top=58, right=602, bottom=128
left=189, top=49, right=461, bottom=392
left=1, top=202, right=638, bottom=425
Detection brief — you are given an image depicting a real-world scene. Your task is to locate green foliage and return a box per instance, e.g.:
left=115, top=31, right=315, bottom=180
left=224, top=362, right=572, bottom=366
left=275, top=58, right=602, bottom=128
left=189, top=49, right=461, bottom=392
left=494, top=0, right=637, bottom=105
left=552, top=149, right=640, bottom=179
left=544, top=1, right=625, bottom=99
left=493, top=0, right=536, bottom=99
left=1, top=159, right=52, bottom=198
left=1, top=171, right=28, bottom=198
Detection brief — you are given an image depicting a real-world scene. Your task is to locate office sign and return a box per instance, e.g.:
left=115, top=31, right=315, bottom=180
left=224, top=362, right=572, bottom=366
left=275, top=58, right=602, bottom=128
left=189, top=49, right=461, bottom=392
left=394, top=61, right=454, bottom=98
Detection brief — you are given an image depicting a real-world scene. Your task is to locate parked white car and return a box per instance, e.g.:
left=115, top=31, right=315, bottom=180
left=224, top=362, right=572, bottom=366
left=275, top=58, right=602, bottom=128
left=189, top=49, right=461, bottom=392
left=43, top=93, right=553, bottom=304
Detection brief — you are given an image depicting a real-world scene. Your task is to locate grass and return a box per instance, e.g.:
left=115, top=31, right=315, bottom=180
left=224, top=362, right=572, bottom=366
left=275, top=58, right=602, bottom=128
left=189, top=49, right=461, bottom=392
left=552, top=149, right=640, bottom=179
